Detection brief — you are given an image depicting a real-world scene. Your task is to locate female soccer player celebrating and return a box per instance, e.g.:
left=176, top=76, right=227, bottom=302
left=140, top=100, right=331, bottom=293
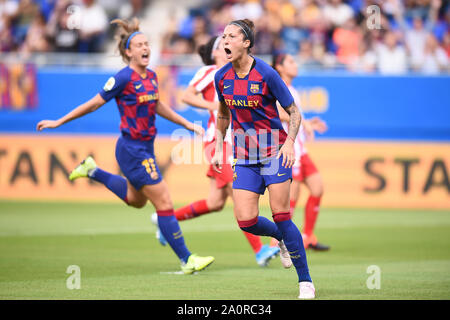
left=153, top=36, right=280, bottom=266
left=36, top=18, right=214, bottom=274
left=272, top=53, right=330, bottom=251
left=212, top=19, right=315, bottom=299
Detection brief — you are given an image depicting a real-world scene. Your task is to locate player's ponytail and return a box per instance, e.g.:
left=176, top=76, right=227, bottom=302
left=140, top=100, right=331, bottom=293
left=272, top=53, right=287, bottom=74
left=111, top=17, right=140, bottom=63
left=198, top=36, right=220, bottom=66
left=228, top=18, right=255, bottom=53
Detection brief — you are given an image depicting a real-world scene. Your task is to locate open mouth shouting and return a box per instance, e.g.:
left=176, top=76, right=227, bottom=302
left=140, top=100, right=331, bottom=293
left=141, top=52, right=150, bottom=63
left=224, top=47, right=232, bottom=60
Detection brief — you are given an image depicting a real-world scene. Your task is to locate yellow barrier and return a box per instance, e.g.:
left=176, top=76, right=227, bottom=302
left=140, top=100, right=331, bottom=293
left=0, top=135, right=448, bottom=209
left=302, top=140, right=449, bottom=209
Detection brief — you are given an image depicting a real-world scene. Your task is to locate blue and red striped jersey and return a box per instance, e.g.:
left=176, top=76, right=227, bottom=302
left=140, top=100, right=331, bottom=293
left=99, top=66, right=159, bottom=141
left=214, top=56, right=294, bottom=165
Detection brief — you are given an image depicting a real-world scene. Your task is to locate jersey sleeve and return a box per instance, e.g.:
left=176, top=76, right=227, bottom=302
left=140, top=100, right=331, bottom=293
left=214, top=70, right=225, bottom=102
left=266, top=68, right=294, bottom=109
left=99, top=70, right=129, bottom=102
left=189, top=66, right=215, bottom=93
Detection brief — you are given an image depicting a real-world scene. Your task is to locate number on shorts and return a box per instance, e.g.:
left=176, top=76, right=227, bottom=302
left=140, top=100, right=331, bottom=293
left=141, top=158, right=159, bottom=180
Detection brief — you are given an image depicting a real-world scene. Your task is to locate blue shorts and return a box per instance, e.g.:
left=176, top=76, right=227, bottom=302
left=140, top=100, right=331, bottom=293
left=232, top=156, right=292, bottom=195
left=115, top=135, right=163, bottom=190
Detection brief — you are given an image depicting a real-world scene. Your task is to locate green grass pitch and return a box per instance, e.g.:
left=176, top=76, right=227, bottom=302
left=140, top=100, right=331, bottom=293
left=0, top=200, right=449, bottom=300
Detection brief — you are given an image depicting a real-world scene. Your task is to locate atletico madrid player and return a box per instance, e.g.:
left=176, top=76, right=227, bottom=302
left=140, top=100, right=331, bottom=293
left=272, top=53, right=330, bottom=251
left=212, top=19, right=315, bottom=299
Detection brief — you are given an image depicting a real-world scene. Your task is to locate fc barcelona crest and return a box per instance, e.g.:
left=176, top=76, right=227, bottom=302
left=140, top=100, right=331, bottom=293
left=250, top=83, right=260, bottom=94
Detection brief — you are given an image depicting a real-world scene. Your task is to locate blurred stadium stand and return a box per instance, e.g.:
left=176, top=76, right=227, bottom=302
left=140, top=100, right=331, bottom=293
left=0, top=0, right=449, bottom=72
left=0, top=1, right=449, bottom=208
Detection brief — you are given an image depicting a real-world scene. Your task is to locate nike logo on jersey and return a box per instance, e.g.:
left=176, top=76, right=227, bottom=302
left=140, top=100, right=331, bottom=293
left=135, top=84, right=142, bottom=89
left=224, top=85, right=231, bottom=89
left=277, top=173, right=286, bottom=177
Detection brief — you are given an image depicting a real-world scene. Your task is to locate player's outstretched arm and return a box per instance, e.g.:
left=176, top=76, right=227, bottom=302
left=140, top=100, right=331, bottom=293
left=181, top=85, right=219, bottom=111
left=156, top=100, right=204, bottom=136
left=309, top=117, right=328, bottom=133
left=36, top=94, right=106, bottom=131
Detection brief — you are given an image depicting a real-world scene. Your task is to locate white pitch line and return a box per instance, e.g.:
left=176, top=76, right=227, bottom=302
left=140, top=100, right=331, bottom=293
left=159, top=271, right=198, bottom=275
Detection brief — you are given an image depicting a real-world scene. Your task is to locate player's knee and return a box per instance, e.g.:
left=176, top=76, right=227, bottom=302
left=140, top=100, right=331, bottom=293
left=307, top=174, right=324, bottom=197
left=310, top=185, right=324, bottom=197
left=209, top=199, right=226, bottom=212
left=133, top=201, right=147, bottom=209
left=127, top=198, right=147, bottom=209
left=154, top=197, right=173, bottom=212
left=270, top=201, right=290, bottom=215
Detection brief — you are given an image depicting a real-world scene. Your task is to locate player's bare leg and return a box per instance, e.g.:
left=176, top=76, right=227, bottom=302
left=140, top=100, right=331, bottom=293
left=141, top=181, right=173, bottom=211
left=304, top=172, right=323, bottom=199
left=205, top=179, right=229, bottom=212
left=303, top=172, right=329, bottom=251
left=125, top=181, right=147, bottom=208
left=233, top=189, right=260, bottom=222
left=290, top=180, right=301, bottom=213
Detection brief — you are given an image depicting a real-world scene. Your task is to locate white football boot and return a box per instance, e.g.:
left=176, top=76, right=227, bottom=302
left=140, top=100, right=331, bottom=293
left=298, top=281, right=316, bottom=299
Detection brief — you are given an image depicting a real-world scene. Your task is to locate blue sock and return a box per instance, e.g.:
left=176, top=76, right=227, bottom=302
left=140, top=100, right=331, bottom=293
left=273, top=213, right=312, bottom=283
left=89, top=168, right=128, bottom=204
left=157, top=210, right=191, bottom=263
left=238, top=216, right=283, bottom=241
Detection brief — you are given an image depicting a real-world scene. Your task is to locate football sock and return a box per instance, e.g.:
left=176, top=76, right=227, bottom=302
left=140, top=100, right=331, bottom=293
left=157, top=209, right=191, bottom=263
left=89, top=168, right=128, bottom=204
left=237, top=216, right=282, bottom=241
left=303, top=196, right=321, bottom=236
left=174, top=199, right=210, bottom=221
left=242, top=231, right=263, bottom=253
left=273, top=212, right=312, bottom=282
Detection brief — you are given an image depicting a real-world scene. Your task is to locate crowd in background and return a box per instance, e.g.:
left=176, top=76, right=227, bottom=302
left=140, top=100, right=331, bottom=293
left=161, top=0, right=450, bottom=73
left=1, top=0, right=449, bottom=73
left=0, top=0, right=147, bottom=53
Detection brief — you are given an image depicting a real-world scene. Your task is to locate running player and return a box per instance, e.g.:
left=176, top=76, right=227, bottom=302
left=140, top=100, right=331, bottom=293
left=271, top=53, right=330, bottom=251
left=151, top=36, right=280, bottom=266
left=212, top=19, right=315, bottom=299
left=36, top=17, right=214, bottom=274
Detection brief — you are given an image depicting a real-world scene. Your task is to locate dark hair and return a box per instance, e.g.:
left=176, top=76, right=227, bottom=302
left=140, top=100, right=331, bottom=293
left=272, top=53, right=287, bottom=73
left=111, top=17, right=140, bottom=63
left=228, top=19, right=255, bottom=52
left=198, top=36, right=219, bottom=65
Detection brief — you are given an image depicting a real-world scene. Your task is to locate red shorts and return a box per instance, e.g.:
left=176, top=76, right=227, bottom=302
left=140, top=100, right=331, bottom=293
left=292, top=153, right=318, bottom=182
left=204, top=140, right=234, bottom=189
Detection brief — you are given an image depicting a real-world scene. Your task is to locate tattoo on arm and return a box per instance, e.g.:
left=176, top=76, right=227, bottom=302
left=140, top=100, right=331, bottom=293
left=284, top=103, right=302, bottom=140
left=216, top=101, right=230, bottom=142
